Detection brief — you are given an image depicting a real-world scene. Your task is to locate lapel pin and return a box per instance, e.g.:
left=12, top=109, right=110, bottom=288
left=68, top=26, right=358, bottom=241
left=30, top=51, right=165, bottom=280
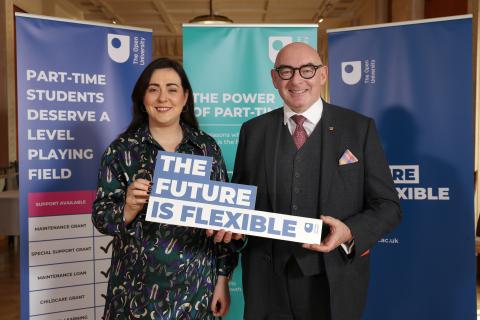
left=329, top=126, right=335, bottom=132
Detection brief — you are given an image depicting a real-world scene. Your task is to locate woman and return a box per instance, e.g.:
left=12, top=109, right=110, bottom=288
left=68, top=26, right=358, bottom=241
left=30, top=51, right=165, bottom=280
left=92, top=58, right=237, bottom=319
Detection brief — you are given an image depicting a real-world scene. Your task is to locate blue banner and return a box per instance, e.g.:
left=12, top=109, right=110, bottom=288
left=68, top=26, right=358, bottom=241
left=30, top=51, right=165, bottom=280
left=183, top=24, right=318, bottom=319
left=16, top=13, right=151, bottom=319
left=328, top=16, right=475, bottom=320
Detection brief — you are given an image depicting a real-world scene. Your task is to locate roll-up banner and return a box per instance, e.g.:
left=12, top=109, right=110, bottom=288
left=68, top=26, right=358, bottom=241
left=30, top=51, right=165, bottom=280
left=16, top=13, right=152, bottom=319
left=183, top=24, right=317, bottom=319
left=328, top=16, right=475, bottom=320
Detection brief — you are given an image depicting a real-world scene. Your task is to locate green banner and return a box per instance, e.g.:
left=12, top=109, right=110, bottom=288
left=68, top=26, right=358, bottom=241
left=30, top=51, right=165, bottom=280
left=183, top=24, right=317, bottom=319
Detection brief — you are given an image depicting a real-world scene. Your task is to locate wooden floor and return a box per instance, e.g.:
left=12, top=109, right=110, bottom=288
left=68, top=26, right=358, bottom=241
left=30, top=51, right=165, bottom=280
left=0, top=236, right=20, bottom=320
left=0, top=236, right=479, bottom=319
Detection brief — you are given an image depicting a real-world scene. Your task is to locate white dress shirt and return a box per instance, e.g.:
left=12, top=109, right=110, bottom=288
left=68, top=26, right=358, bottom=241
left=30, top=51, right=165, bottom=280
left=283, top=98, right=323, bottom=135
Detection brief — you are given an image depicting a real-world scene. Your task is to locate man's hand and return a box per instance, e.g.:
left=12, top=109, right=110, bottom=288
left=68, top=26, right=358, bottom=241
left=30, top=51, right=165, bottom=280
left=302, top=215, right=353, bottom=252
left=206, top=229, right=244, bottom=243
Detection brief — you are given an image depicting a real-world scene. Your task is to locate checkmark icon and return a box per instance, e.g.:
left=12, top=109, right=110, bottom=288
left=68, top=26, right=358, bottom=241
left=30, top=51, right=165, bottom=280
left=100, top=240, right=113, bottom=254
left=100, top=266, right=111, bottom=278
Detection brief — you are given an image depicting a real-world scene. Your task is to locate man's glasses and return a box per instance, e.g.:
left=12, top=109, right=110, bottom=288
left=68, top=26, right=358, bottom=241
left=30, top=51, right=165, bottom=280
left=273, top=64, right=323, bottom=80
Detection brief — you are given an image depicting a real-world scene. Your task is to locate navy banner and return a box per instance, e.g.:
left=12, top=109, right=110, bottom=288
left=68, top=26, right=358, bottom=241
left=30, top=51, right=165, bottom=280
left=16, top=13, right=151, bottom=319
left=328, top=16, right=475, bottom=320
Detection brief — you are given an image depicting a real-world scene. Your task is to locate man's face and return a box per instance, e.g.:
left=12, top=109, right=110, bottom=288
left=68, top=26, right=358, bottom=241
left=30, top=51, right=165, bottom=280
left=271, top=43, right=327, bottom=113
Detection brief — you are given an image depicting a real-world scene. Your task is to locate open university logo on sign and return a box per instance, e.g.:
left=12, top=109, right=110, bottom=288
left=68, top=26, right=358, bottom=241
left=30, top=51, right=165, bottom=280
left=268, top=36, right=292, bottom=63
left=341, top=61, right=362, bottom=85
left=107, top=34, right=130, bottom=63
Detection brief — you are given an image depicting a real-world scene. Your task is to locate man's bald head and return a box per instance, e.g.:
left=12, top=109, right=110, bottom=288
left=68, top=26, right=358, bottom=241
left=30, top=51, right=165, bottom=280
left=275, top=42, right=323, bottom=67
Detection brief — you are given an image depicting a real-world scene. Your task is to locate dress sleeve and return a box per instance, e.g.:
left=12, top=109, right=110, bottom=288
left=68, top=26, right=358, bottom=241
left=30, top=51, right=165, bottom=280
left=209, top=141, right=239, bottom=277
left=91, top=145, right=128, bottom=237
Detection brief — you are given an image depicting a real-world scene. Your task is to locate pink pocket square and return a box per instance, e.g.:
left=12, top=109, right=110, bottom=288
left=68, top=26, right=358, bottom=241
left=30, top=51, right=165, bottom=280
left=339, top=149, right=358, bottom=165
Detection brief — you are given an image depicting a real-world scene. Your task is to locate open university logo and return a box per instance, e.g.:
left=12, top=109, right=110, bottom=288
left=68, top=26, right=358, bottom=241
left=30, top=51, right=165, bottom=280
left=341, top=61, right=362, bottom=85
left=108, top=34, right=130, bottom=63
left=268, top=36, right=292, bottom=63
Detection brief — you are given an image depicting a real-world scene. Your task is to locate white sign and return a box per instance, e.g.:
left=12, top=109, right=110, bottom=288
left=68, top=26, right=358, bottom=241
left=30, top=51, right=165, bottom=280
left=145, top=152, right=322, bottom=244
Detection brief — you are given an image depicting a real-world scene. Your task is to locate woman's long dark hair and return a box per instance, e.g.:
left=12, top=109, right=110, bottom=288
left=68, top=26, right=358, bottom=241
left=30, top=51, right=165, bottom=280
left=120, top=58, right=198, bottom=136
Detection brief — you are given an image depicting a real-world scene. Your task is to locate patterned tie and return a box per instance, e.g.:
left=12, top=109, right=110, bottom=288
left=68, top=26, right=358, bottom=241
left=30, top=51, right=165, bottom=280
left=291, top=115, right=308, bottom=149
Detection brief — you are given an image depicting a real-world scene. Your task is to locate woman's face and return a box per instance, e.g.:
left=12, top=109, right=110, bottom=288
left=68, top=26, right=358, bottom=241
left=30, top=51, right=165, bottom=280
left=143, top=68, right=188, bottom=129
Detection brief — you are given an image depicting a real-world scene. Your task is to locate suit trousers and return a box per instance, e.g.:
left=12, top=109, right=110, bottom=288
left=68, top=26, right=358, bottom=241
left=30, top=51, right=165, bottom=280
left=266, top=257, right=331, bottom=320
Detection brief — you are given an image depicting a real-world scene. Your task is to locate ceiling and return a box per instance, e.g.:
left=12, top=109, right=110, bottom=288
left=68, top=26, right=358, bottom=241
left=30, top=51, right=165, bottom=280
left=57, top=0, right=368, bottom=59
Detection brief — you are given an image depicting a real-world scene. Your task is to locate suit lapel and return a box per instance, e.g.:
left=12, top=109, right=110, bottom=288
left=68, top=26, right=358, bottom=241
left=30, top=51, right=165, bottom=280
left=320, top=102, right=340, bottom=208
left=264, top=108, right=284, bottom=213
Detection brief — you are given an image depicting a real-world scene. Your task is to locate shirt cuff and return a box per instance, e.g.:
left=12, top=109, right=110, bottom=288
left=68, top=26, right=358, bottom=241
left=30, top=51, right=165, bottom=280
left=340, top=239, right=355, bottom=254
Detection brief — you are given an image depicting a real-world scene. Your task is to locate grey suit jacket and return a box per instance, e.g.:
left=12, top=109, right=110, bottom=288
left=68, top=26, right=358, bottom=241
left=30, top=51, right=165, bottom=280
left=232, top=101, right=402, bottom=320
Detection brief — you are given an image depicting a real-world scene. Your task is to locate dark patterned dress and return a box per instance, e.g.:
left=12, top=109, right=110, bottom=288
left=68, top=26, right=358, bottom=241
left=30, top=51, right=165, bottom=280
left=92, top=123, right=238, bottom=320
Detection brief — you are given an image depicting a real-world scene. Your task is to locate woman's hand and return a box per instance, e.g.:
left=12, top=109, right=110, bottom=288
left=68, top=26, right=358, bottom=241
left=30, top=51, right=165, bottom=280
left=211, top=275, right=230, bottom=317
left=206, top=229, right=244, bottom=243
left=124, top=178, right=151, bottom=225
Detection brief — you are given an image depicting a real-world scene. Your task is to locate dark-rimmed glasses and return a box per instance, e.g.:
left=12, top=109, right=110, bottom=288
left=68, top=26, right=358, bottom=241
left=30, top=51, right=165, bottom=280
left=273, top=64, right=323, bottom=80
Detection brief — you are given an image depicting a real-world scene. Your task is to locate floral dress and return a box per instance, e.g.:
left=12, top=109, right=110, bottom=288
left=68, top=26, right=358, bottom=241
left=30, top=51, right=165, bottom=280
left=92, top=124, right=238, bottom=319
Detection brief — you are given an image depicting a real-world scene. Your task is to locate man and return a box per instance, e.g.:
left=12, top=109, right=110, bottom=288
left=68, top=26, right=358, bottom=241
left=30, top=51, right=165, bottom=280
left=230, top=42, right=402, bottom=320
